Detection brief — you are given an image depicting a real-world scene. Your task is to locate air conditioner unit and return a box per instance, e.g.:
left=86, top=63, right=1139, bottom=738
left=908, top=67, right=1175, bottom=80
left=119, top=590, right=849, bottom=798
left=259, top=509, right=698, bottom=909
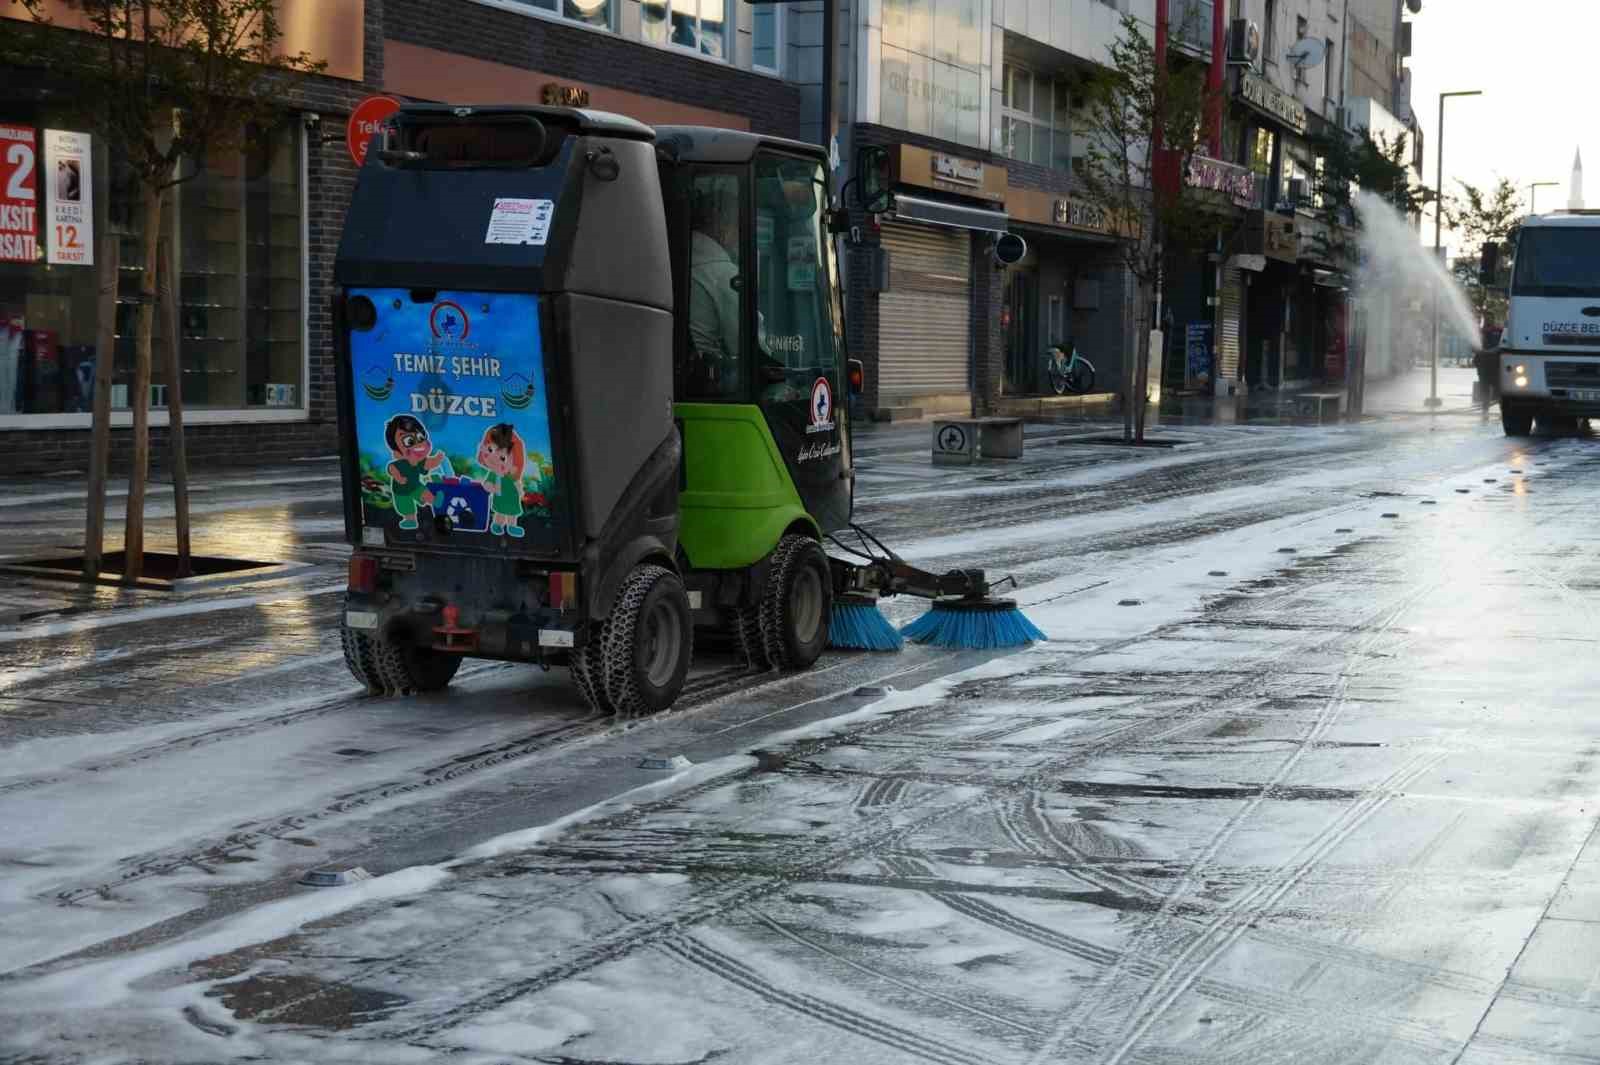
left=1228, top=19, right=1261, bottom=64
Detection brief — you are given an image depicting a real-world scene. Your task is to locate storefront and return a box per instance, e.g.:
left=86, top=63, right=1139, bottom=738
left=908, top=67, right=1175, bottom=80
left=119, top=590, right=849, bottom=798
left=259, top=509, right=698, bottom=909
left=2, top=1, right=372, bottom=474
left=869, top=143, right=1008, bottom=415
left=1173, top=154, right=1262, bottom=395
left=1002, top=187, right=1126, bottom=397
left=1230, top=71, right=1309, bottom=393
left=0, top=112, right=307, bottom=421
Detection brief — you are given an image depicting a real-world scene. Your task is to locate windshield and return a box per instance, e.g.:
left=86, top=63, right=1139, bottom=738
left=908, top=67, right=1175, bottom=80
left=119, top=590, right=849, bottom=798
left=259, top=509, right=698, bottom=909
left=753, top=153, right=840, bottom=398
left=1511, top=226, right=1600, bottom=297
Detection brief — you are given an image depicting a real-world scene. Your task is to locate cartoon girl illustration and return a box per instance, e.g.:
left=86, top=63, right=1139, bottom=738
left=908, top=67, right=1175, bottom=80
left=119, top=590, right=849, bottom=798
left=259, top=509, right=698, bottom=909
left=385, top=414, right=446, bottom=530
left=477, top=422, right=527, bottom=538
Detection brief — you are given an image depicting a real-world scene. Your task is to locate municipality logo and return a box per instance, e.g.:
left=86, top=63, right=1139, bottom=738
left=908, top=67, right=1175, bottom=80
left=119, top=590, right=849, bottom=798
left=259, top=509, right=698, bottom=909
left=428, top=301, right=470, bottom=341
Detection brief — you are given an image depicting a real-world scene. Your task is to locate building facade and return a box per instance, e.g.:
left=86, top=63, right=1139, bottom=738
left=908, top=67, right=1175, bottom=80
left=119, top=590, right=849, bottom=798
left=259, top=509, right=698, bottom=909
left=4, top=0, right=800, bottom=475
left=838, top=0, right=1148, bottom=418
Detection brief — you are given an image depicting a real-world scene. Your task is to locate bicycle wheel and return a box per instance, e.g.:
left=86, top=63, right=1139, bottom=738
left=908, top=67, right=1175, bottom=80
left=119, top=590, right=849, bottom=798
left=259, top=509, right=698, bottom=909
left=1064, top=358, right=1096, bottom=395
left=1047, top=361, right=1070, bottom=395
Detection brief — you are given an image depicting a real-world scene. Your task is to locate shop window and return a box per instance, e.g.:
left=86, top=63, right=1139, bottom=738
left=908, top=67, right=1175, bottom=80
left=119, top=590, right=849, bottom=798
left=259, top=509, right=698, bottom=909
left=510, top=0, right=613, bottom=31
left=644, top=0, right=726, bottom=56
left=0, top=118, right=304, bottom=421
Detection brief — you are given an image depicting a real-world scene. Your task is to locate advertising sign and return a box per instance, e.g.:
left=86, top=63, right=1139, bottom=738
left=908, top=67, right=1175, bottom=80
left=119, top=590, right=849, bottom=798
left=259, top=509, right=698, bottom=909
left=44, top=130, right=92, bottom=266
left=1186, top=322, right=1214, bottom=385
left=349, top=288, right=561, bottom=547
left=0, top=125, right=38, bottom=264
left=347, top=95, right=401, bottom=168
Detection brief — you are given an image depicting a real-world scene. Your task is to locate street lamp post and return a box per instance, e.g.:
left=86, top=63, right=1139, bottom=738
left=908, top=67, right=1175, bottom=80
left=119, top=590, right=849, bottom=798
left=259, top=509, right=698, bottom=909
left=1529, top=181, right=1558, bottom=214
left=1427, top=89, right=1483, bottom=410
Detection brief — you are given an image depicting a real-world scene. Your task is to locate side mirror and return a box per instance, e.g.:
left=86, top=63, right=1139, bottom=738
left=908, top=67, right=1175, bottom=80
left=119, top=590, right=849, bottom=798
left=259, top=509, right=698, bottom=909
left=847, top=358, right=864, bottom=395
left=856, top=146, right=892, bottom=214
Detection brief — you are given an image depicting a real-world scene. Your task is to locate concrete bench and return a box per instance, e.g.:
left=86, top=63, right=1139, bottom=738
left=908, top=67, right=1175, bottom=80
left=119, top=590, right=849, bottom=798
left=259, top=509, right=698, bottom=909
left=932, top=417, right=1025, bottom=465
left=1295, top=392, right=1343, bottom=423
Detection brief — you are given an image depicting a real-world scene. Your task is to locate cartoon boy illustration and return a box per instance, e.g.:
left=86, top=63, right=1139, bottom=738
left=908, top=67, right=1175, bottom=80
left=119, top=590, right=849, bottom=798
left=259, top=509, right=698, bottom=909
left=476, top=422, right=526, bottom=538
left=385, top=414, right=446, bottom=530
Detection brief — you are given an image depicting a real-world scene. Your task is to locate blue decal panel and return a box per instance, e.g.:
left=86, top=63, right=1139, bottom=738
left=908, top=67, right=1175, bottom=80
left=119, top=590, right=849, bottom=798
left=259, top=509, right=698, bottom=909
left=349, top=289, right=561, bottom=549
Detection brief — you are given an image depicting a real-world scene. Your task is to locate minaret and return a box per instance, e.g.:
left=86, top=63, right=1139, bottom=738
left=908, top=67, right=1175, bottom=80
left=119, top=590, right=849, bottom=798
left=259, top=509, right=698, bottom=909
left=1570, top=148, right=1585, bottom=210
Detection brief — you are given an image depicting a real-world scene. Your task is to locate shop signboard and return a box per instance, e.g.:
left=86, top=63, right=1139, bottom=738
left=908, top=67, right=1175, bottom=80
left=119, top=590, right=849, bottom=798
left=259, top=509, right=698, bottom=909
left=0, top=124, right=38, bottom=264
left=43, top=130, right=92, bottom=266
left=1185, top=155, right=1260, bottom=209
left=347, top=95, right=401, bottom=168
left=1237, top=73, right=1308, bottom=134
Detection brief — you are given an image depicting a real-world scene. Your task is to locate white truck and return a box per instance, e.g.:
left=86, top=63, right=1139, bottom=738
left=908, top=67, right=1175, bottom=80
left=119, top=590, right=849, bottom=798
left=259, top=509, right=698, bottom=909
left=1497, top=210, right=1600, bottom=436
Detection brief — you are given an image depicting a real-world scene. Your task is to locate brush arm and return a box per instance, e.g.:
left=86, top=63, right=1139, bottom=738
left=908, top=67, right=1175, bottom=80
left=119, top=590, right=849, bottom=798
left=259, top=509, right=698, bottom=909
left=831, top=557, right=994, bottom=602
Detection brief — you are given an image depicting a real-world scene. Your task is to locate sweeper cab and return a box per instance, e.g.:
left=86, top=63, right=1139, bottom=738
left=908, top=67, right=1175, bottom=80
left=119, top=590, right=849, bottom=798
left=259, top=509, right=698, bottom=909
left=332, top=104, right=1040, bottom=716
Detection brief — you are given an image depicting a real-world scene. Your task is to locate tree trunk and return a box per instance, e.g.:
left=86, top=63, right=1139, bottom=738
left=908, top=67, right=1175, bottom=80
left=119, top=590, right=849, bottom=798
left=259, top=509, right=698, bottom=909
left=158, top=236, right=191, bottom=577
left=83, top=229, right=120, bottom=581
left=123, top=184, right=161, bottom=585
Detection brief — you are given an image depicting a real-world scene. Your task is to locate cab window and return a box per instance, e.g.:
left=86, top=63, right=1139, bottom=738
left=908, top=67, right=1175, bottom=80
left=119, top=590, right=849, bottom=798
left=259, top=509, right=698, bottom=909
left=682, top=170, right=746, bottom=399
left=753, top=154, right=839, bottom=406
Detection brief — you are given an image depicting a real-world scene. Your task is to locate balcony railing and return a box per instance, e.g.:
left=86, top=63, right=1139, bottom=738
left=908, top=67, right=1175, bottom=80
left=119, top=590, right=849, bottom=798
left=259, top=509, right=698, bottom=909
left=1171, top=0, right=1214, bottom=57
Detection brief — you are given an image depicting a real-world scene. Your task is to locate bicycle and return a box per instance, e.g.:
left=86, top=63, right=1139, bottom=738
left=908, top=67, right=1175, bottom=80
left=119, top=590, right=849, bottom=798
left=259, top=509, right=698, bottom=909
left=1044, top=342, right=1096, bottom=395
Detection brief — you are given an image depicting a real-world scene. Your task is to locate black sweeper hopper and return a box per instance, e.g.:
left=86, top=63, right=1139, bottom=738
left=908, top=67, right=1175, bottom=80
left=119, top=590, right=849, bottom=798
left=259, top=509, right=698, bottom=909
left=332, top=105, right=686, bottom=707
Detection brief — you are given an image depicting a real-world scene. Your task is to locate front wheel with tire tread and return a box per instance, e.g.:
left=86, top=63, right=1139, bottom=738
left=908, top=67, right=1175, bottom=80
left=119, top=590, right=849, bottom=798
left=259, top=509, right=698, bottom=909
left=760, top=535, right=832, bottom=671
left=602, top=564, right=693, bottom=716
left=1502, top=404, right=1532, bottom=437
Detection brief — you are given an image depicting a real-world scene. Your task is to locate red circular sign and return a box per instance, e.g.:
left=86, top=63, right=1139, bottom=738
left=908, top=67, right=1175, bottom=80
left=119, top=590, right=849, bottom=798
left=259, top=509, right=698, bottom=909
left=347, top=95, right=401, bottom=167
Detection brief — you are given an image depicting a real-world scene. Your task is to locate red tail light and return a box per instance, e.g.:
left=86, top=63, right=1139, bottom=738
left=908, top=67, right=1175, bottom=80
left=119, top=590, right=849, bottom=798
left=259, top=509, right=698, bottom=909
left=348, top=555, right=378, bottom=594
left=548, top=571, right=576, bottom=611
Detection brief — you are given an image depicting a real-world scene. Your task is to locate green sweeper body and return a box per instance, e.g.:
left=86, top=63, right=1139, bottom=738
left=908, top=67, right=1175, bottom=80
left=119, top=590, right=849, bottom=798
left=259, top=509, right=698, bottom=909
left=332, top=104, right=1039, bottom=715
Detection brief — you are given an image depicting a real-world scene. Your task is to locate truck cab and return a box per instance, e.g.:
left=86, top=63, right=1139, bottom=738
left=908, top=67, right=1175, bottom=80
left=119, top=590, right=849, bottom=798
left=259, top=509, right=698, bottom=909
left=1497, top=211, right=1600, bottom=435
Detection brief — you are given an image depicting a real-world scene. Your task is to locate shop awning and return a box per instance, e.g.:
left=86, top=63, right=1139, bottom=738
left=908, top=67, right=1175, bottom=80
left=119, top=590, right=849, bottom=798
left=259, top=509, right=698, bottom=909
left=892, top=194, right=1009, bottom=234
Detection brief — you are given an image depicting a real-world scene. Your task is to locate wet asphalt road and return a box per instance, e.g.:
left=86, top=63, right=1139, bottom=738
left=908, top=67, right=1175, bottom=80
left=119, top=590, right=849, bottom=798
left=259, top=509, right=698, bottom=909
left=4, top=372, right=1600, bottom=1063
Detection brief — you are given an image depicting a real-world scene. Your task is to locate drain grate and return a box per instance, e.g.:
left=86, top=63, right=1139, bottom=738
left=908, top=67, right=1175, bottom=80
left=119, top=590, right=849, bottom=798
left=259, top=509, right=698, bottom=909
left=2, top=551, right=307, bottom=593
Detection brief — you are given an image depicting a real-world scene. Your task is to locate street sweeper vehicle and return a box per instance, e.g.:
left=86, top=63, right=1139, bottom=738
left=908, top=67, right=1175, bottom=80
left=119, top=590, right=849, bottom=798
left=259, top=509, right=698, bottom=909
left=332, top=104, right=1042, bottom=715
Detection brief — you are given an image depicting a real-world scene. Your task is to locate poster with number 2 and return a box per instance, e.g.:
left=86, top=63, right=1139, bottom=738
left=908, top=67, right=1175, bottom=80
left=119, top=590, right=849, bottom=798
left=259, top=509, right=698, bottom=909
left=0, top=125, right=38, bottom=264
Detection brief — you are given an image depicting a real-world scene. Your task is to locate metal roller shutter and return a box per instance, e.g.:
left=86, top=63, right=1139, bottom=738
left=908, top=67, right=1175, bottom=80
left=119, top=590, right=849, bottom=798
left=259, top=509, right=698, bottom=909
left=1218, top=266, right=1243, bottom=382
left=879, top=223, right=971, bottom=398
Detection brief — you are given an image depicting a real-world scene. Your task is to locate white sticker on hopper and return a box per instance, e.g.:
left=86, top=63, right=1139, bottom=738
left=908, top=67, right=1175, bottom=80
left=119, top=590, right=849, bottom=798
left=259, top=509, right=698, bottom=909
left=485, top=197, right=554, bottom=246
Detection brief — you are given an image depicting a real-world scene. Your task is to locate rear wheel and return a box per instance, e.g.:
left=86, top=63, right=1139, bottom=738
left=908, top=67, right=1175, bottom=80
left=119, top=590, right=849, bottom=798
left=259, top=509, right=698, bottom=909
left=760, top=535, right=832, bottom=671
left=1501, top=404, right=1533, bottom=437
left=1064, top=358, right=1095, bottom=395
left=569, top=626, right=614, bottom=714
left=602, top=564, right=693, bottom=716
left=340, top=611, right=383, bottom=694
left=371, top=630, right=463, bottom=695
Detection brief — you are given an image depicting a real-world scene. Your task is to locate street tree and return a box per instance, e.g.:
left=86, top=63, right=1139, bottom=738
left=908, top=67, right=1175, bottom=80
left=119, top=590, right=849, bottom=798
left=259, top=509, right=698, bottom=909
left=1074, top=12, right=1219, bottom=442
left=1446, top=177, right=1522, bottom=326
left=7, top=0, right=322, bottom=582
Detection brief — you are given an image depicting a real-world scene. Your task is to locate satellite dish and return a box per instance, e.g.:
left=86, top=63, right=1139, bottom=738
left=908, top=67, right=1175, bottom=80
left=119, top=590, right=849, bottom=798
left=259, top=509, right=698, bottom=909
left=1285, top=36, right=1327, bottom=69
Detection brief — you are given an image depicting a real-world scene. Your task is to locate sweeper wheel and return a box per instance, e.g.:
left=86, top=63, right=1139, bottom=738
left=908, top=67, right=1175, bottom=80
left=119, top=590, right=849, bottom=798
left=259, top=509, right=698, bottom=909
left=602, top=564, right=693, bottom=715
left=340, top=608, right=384, bottom=694
left=371, top=631, right=463, bottom=694
left=569, top=625, right=614, bottom=714
left=760, top=536, right=832, bottom=671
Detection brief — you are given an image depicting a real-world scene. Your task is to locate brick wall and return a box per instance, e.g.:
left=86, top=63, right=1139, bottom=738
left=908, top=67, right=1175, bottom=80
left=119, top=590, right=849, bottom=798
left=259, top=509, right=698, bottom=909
left=386, top=0, right=802, bottom=139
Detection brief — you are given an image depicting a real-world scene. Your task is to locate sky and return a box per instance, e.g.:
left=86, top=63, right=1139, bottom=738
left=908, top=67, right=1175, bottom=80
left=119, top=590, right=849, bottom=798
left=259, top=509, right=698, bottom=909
left=1407, top=0, right=1595, bottom=255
